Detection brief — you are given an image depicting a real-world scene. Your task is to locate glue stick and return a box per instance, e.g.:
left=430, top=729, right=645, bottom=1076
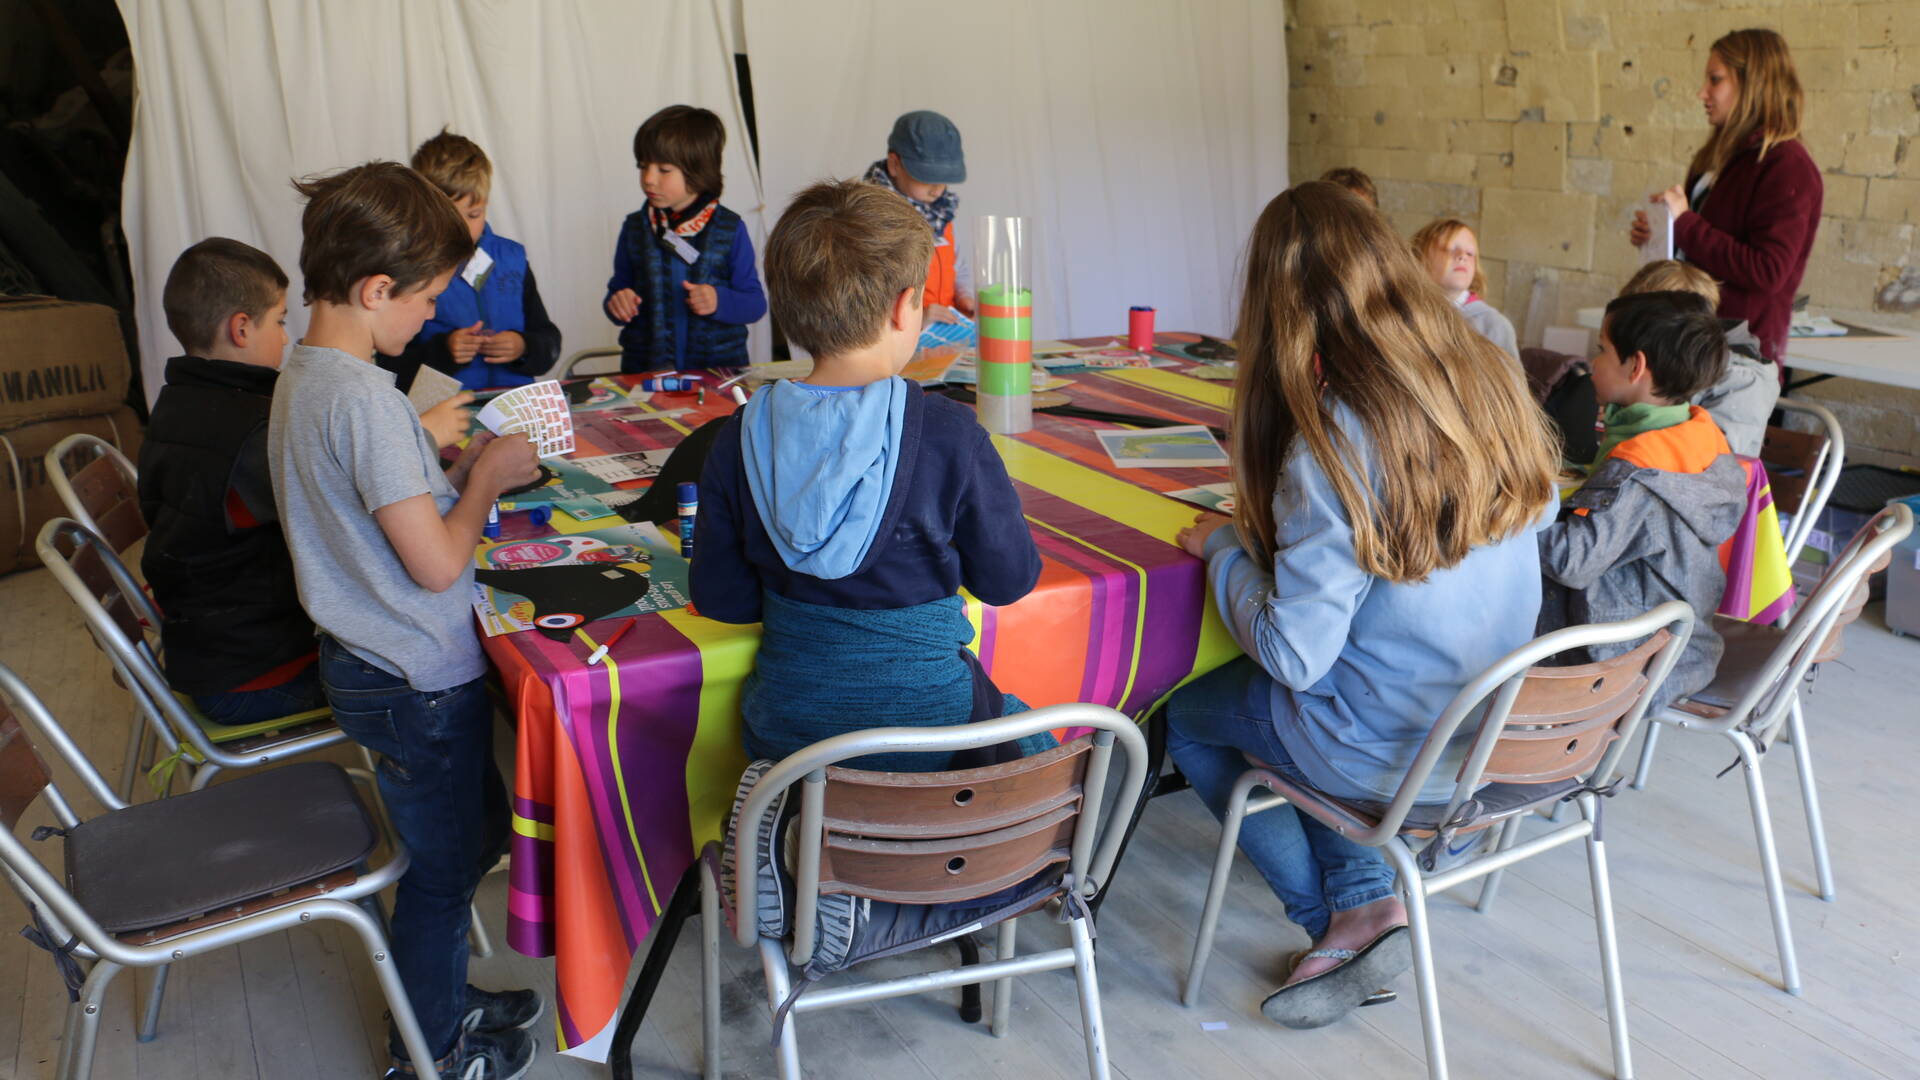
left=677, top=483, right=698, bottom=558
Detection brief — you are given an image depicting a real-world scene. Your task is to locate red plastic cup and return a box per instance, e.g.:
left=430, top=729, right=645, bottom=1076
left=1128, top=306, right=1156, bottom=351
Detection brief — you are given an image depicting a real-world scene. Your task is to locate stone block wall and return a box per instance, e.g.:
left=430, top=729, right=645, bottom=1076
left=1285, top=0, right=1920, bottom=466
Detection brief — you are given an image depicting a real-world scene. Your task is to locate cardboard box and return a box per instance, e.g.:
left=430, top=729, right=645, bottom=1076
left=0, top=407, right=143, bottom=576
left=0, top=297, right=132, bottom=431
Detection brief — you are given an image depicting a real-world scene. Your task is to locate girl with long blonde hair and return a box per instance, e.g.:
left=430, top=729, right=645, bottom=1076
left=1628, top=28, right=1821, bottom=365
left=1166, top=181, right=1557, bottom=1030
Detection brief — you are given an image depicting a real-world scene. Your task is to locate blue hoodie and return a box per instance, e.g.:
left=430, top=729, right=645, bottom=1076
left=738, top=378, right=907, bottom=579
left=690, top=379, right=1040, bottom=622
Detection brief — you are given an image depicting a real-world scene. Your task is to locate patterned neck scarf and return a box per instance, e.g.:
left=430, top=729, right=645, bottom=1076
left=865, top=159, right=957, bottom=237
left=648, top=195, right=718, bottom=240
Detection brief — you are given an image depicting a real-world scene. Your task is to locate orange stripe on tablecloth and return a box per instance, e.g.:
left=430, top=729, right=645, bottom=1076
left=1018, top=427, right=1199, bottom=494
left=982, top=551, right=1095, bottom=707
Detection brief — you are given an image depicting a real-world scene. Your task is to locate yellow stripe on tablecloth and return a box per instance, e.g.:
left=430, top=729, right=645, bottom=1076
left=578, top=626, right=663, bottom=916
left=512, top=814, right=556, bottom=842
left=658, top=608, right=758, bottom=852
left=1098, top=368, right=1233, bottom=411
left=990, top=435, right=1197, bottom=544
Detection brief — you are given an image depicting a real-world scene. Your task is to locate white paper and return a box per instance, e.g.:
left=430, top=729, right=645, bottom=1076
left=1638, top=202, right=1673, bottom=265
left=571, top=448, right=672, bottom=484
left=1095, top=425, right=1229, bottom=469
left=475, top=379, right=575, bottom=458
left=461, top=244, right=495, bottom=289
left=406, top=364, right=466, bottom=413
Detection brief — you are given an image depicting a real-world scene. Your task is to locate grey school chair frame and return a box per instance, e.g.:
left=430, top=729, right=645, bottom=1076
left=0, top=660, right=439, bottom=1078
left=43, top=433, right=151, bottom=796
left=1184, top=603, right=1695, bottom=1080
left=1769, top=399, right=1845, bottom=567
left=554, top=347, right=623, bottom=380
left=702, top=704, right=1150, bottom=1080
left=1628, top=502, right=1913, bottom=995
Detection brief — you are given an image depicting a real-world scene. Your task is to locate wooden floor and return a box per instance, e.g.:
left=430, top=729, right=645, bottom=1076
left=1, top=559, right=1917, bottom=1079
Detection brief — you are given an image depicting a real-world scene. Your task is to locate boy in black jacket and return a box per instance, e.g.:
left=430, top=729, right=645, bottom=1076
left=138, top=238, right=321, bottom=725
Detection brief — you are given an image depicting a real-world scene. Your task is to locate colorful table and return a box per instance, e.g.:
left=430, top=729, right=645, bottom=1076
left=486, top=335, right=1244, bottom=1056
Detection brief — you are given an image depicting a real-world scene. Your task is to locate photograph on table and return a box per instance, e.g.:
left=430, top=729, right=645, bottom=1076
left=1165, top=482, right=1237, bottom=514
left=1096, top=424, right=1230, bottom=468
left=471, top=521, right=691, bottom=639
left=1152, top=334, right=1238, bottom=364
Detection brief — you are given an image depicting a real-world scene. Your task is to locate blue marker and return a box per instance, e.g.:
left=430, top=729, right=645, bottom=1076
left=483, top=501, right=502, bottom=539
left=677, top=482, right=698, bottom=558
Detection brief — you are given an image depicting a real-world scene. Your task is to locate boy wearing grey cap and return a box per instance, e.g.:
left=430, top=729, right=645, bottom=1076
left=864, top=110, right=974, bottom=325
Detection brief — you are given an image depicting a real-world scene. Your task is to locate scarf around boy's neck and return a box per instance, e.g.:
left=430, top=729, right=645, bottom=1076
left=648, top=194, right=718, bottom=240
left=1590, top=401, right=1693, bottom=471
left=865, top=158, right=957, bottom=236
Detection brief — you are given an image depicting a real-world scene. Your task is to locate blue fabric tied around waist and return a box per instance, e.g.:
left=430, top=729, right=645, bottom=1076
left=741, top=591, right=1053, bottom=772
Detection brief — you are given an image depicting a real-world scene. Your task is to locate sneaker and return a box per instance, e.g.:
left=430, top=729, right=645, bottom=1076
left=388, top=1028, right=536, bottom=1080
left=462, top=984, right=546, bottom=1035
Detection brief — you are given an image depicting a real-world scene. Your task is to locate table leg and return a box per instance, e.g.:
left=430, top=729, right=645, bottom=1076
left=1086, top=705, right=1183, bottom=922
left=610, top=863, right=704, bottom=1080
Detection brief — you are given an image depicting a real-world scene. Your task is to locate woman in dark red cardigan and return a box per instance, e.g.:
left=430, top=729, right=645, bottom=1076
left=1631, top=29, right=1821, bottom=367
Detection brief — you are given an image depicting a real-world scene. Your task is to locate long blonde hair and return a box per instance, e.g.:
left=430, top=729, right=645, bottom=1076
left=1231, top=182, right=1557, bottom=583
left=1409, top=218, right=1486, bottom=298
left=1689, top=29, right=1804, bottom=180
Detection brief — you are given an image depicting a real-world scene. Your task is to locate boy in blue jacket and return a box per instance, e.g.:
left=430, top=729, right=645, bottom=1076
left=398, top=129, right=561, bottom=390
left=604, top=105, right=766, bottom=373
left=690, top=179, right=1046, bottom=770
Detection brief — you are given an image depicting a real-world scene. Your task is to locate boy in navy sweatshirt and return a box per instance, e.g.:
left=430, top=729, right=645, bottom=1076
left=604, top=105, right=765, bottom=373
left=690, top=179, right=1046, bottom=770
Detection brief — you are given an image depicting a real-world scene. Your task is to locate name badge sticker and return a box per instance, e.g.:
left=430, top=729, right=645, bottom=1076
left=666, top=233, right=699, bottom=264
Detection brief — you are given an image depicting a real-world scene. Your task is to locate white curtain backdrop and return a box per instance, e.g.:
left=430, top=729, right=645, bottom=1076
left=743, top=0, right=1289, bottom=344
left=118, top=0, right=767, bottom=405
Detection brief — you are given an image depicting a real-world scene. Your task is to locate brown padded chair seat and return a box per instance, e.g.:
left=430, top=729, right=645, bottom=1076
left=64, top=761, right=378, bottom=934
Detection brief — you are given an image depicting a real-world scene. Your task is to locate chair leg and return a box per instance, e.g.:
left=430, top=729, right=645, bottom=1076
left=1579, top=794, right=1634, bottom=1080
left=1382, top=840, right=1448, bottom=1080
left=468, top=904, right=494, bottom=959
left=1630, top=720, right=1664, bottom=790
left=757, top=938, right=802, bottom=1080
left=1183, top=770, right=1262, bottom=1006
left=699, top=864, right=722, bottom=1080
left=116, top=715, right=147, bottom=801
left=991, top=918, right=1018, bottom=1037
left=335, top=906, right=439, bottom=1073
left=1784, top=698, right=1836, bottom=902
left=61, top=958, right=122, bottom=1080
left=1067, top=914, right=1111, bottom=1080
left=1475, top=816, right=1525, bottom=914
left=186, top=761, right=222, bottom=792
left=1728, top=730, right=1801, bottom=995
left=135, top=963, right=170, bottom=1042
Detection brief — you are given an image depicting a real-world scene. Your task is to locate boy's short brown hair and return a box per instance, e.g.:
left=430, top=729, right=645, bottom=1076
left=633, top=105, right=725, bottom=198
left=410, top=127, right=492, bottom=203
left=292, top=162, right=473, bottom=304
left=1621, top=259, right=1721, bottom=309
left=162, top=237, right=289, bottom=355
left=766, top=179, right=934, bottom=358
left=1602, top=290, right=1728, bottom=401
left=1320, top=166, right=1377, bottom=207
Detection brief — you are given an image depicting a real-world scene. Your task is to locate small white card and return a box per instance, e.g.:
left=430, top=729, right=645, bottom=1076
left=1096, top=425, right=1229, bottom=469
left=1639, top=203, right=1673, bottom=265
left=461, top=244, right=495, bottom=288
left=571, top=449, right=672, bottom=485
left=665, top=232, right=699, bottom=264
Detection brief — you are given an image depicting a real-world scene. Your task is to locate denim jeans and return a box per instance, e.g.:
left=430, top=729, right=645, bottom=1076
left=191, top=662, right=327, bottom=726
left=317, top=635, right=509, bottom=1062
left=1165, top=657, right=1396, bottom=940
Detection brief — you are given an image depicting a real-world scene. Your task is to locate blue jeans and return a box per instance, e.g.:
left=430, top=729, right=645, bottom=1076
left=191, top=662, right=327, bottom=726
left=317, top=636, right=510, bottom=1062
left=1165, top=657, right=1396, bottom=941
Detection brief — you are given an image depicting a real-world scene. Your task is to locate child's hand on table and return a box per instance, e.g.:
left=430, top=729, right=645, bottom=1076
left=448, top=320, right=487, bottom=361
left=479, top=330, right=525, bottom=363
left=420, top=391, right=474, bottom=450
left=1177, top=512, right=1234, bottom=558
left=607, top=288, right=642, bottom=323
left=683, top=281, right=718, bottom=316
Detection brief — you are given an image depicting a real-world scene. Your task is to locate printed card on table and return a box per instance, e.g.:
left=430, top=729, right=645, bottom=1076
left=1096, top=425, right=1230, bottom=469
left=570, top=448, right=672, bottom=485
left=1165, top=482, right=1237, bottom=514
left=470, top=521, right=690, bottom=639
left=476, top=379, right=575, bottom=457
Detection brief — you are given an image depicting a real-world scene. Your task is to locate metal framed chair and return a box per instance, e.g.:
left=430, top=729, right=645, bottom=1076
left=1183, top=603, right=1695, bottom=1080
left=700, top=703, right=1150, bottom=1080
left=1630, top=503, right=1912, bottom=994
left=553, top=347, right=623, bottom=380
left=0, top=660, right=438, bottom=1078
left=1761, top=398, right=1845, bottom=567
left=45, top=433, right=146, bottom=557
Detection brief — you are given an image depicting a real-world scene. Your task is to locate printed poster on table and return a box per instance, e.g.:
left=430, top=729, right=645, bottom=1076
left=470, top=521, right=690, bottom=639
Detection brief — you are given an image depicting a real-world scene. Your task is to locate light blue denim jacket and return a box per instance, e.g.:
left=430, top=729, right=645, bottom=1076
left=1204, top=407, right=1555, bottom=804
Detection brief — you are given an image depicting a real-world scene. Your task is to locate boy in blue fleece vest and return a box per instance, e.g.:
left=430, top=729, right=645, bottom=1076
left=604, top=105, right=766, bottom=373
left=690, top=179, right=1046, bottom=770
left=397, top=128, right=561, bottom=391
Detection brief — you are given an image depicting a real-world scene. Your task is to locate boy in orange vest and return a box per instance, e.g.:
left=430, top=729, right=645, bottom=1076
left=864, top=110, right=974, bottom=325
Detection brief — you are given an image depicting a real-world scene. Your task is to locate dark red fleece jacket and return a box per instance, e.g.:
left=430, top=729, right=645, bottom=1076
left=1677, top=133, right=1823, bottom=367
